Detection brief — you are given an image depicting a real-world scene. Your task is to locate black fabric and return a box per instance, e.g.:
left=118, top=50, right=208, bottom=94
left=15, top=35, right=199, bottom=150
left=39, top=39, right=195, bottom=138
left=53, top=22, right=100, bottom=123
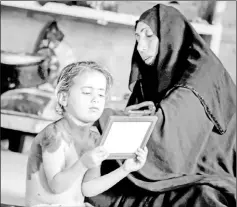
left=87, top=4, right=236, bottom=207
left=128, top=4, right=236, bottom=134
left=88, top=90, right=236, bottom=206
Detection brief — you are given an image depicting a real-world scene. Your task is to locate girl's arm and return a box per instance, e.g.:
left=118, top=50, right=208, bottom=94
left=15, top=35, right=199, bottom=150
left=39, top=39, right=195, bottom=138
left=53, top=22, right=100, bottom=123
left=41, top=132, right=87, bottom=194
left=41, top=126, right=108, bottom=194
left=82, top=165, right=129, bottom=197
left=82, top=148, right=148, bottom=197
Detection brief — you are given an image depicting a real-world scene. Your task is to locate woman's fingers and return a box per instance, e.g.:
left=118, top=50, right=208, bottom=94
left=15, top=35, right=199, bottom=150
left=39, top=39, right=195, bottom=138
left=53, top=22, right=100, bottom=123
left=128, top=110, right=148, bottom=117
left=133, top=101, right=155, bottom=110
left=125, top=101, right=154, bottom=111
left=148, top=105, right=156, bottom=114
left=125, top=101, right=156, bottom=116
left=127, top=109, right=155, bottom=117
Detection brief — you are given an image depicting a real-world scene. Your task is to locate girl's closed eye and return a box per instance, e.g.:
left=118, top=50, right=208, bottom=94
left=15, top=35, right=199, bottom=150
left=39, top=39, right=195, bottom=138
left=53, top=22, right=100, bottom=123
left=82, top=89, right=92, bottom=95
left=99, top=94, right=105, bottom=98
left=83, top=92, right=91, bottom=95
left=98, top=92, right=106, bottom=98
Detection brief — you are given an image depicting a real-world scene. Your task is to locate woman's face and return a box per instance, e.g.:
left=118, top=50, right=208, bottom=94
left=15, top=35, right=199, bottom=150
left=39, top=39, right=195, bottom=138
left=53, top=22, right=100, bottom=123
left=135, top=21, right=159, bottom=66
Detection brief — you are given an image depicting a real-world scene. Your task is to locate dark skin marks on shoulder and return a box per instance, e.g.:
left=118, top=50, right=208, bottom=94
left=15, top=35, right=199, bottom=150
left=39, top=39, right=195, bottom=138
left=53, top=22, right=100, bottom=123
left=75, top=126, right=102, bottom=156
left=27, top=122, right=67, bottom=180
left=40, top=124, right=63, bottom=153
left=27, top=122, right=101, bottom=180
left=27, top=142, right=43, bottom=180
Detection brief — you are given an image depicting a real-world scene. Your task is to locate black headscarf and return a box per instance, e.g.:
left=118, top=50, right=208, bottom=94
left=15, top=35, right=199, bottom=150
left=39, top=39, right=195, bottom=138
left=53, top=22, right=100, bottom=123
left=128, top=4, right=236, bottom=135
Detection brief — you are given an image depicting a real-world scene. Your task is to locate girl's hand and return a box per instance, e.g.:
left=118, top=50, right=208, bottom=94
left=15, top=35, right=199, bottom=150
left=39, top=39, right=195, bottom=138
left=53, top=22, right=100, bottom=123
left=123, top=147, right=148, bottom=173
left=81, top=146, right=109, bottom=169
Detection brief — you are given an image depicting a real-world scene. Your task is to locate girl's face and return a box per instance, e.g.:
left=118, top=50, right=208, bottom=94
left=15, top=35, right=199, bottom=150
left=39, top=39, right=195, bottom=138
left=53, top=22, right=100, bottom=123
left=63, top=70, right=107, bottom=124
left=135, top=21, right=159, bottom=66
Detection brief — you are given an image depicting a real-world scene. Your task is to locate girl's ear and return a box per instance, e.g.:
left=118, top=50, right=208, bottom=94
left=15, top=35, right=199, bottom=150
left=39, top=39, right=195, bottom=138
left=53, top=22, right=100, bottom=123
left=105, top=92, right=110, bottom=102
left=58, top=92, right=68, bottom=107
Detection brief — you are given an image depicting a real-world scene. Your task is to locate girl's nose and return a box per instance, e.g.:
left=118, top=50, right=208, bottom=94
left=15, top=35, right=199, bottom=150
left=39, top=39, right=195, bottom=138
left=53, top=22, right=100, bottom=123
left=91, top=96, right=99, bottom=103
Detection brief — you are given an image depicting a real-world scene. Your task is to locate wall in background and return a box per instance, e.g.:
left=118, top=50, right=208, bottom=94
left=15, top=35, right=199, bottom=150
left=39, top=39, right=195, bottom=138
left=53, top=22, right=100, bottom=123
left=1, top=1, right=235, bottom=101
left=218, top=1, right=236, bottom=82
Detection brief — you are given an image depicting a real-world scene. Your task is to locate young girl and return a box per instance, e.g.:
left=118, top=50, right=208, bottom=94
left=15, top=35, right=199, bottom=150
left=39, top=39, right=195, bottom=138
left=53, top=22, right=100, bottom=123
left=25, top=61, right=148, bottom=207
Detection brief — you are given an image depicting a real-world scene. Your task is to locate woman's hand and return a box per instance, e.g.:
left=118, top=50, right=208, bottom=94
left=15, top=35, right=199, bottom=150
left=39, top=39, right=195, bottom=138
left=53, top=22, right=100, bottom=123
left=124, top=101, right=156, bottom=116
left=81, top=146, right=109, bottom=169
left=122, top=147, right=148, bottom=173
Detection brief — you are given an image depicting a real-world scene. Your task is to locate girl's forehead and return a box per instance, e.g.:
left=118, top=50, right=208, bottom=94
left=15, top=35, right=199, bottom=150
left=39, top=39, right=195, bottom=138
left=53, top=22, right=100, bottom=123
left=73, top=69, right=107, bottom=87
left=76, top=69, right=102, bottom=79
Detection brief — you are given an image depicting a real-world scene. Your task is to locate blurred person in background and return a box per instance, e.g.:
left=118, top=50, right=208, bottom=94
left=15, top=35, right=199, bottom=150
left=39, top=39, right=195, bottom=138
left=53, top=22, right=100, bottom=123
left=35, top=20, right=77, bottom=91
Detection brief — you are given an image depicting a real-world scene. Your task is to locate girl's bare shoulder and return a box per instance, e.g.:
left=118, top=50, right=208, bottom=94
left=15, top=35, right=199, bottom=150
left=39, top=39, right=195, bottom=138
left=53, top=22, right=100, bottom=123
left=39, top=118, right=71, bottom=153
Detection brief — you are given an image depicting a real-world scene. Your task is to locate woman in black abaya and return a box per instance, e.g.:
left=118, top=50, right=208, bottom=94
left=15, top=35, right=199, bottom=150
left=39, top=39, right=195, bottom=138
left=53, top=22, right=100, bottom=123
left=87, top=4, right=236, bottom=207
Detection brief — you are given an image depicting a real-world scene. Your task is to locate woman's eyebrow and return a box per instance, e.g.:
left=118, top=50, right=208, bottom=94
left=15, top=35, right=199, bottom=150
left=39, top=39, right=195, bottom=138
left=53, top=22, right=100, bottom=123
left=135, top=28, right=146, bottom=35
